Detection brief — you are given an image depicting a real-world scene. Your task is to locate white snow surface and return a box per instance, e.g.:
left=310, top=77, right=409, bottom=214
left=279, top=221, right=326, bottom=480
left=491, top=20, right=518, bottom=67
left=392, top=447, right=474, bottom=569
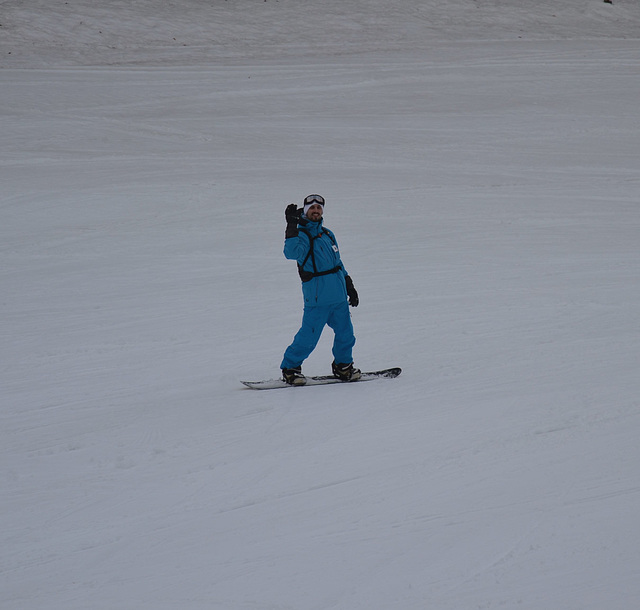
left=2, top=1, right=640, bottom=609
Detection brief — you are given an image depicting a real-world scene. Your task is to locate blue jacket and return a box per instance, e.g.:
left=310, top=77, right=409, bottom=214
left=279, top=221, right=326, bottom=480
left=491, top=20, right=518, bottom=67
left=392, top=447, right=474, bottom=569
left=284, top=217, right=349, bottom=307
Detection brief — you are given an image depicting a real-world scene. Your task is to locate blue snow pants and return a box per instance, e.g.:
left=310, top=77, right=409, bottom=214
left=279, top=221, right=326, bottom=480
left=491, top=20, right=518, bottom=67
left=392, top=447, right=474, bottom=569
left=281, top=301, right=356, bottom=370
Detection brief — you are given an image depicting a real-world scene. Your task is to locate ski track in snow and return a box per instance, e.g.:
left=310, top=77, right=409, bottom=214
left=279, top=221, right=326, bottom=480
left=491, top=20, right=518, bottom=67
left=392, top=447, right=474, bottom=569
left=2, top=1, right=640, bottom=609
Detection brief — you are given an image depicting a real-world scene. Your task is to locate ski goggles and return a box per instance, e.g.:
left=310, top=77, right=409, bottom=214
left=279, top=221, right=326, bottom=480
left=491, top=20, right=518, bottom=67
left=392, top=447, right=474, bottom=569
left=304, top=194, right=325, bottom=206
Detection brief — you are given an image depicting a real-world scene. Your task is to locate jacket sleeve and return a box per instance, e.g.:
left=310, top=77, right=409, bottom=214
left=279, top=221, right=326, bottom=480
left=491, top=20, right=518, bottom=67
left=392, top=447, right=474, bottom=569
left=284, top=231, right=309, bottom=263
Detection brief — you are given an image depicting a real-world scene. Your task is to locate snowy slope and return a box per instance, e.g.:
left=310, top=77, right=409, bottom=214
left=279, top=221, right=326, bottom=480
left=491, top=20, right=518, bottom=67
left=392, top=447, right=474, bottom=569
left=2, top=1, right=640, bottom=609
left=2, top=0, right=640, bottom=67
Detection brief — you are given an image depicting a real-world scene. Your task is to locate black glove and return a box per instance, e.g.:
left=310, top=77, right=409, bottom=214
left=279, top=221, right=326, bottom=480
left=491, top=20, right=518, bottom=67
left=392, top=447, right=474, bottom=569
left=285, top=203, right=301, bottom=238
left=285, top=203, right=300, bottom=224
left=345, top=275, right=359, bottom=307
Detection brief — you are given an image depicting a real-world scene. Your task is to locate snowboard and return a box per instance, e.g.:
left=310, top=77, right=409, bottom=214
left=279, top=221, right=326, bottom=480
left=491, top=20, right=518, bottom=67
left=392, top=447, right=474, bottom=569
left=241, top=367, right=401, bottom=390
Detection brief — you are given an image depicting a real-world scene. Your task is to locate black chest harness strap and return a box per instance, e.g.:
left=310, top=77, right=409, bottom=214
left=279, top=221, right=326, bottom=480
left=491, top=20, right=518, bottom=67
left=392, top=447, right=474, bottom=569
left=297, top=228, right=343, bottom=283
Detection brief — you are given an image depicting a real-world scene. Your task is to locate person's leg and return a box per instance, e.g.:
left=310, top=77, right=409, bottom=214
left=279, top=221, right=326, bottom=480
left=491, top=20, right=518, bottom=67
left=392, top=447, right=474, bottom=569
left=280, top=306, right=329, bottom=370
left=327, top=301, right=356, bottom=365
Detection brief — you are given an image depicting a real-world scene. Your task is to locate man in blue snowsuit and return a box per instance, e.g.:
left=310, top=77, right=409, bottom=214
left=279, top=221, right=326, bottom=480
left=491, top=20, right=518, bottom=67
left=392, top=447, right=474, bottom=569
left=281, top=194, right=361, bottom=385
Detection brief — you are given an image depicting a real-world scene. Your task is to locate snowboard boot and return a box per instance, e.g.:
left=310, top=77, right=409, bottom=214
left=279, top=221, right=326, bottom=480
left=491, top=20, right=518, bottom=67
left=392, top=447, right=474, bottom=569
left=282, top=366, right=306, bottom=386
left=331, top=361, right=362, bottom=382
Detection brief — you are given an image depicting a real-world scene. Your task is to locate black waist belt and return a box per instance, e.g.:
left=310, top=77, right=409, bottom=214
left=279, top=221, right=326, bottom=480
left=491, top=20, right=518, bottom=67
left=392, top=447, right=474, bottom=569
left=298, top=265, right=342, bottom=283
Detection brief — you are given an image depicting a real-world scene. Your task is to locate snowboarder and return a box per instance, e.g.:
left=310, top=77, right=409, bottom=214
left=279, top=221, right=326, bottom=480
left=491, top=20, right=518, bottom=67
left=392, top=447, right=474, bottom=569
left=281, top=194, right=361, bottom=385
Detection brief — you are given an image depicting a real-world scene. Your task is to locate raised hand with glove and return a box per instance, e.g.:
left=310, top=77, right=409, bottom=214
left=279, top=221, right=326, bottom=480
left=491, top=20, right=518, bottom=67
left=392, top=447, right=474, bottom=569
left=285, top=203, right=301, bottom=238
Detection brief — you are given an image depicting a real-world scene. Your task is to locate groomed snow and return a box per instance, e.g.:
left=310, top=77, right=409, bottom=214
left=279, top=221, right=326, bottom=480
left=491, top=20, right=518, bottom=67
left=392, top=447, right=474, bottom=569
left=2, top=2, right=640, bottom=609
